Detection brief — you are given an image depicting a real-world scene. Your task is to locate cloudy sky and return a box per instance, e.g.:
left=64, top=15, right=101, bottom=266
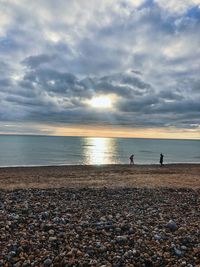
left=0, top=0, right=200, bottom=138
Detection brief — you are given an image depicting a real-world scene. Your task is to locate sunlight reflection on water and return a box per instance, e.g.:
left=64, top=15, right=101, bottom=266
left=83, top=137, right=114, bottom=165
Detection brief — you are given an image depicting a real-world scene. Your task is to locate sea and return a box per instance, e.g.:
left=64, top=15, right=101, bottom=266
left=0, top=135, right=199, bottom=167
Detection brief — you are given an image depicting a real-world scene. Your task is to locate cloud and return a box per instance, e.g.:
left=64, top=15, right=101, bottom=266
left=22, top=54, right=55, bottom=69
left=1, top=65, right=199, bottom=131
left=0, top=0, right=199, bottom=134
left=155, top=0, right=200, bottom=15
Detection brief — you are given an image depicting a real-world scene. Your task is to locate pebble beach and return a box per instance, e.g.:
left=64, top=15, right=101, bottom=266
left=0, top=164, right=200, bottom=266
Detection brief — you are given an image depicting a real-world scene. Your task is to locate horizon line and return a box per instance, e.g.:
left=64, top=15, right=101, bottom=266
left=0, top=133, right=199, bottom=141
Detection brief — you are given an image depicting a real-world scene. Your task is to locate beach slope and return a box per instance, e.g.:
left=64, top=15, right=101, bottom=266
left=0, top=164, right=199, bottom=190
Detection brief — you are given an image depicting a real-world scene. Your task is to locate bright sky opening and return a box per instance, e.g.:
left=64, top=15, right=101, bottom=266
left=88, top=96, right=113, bottom=109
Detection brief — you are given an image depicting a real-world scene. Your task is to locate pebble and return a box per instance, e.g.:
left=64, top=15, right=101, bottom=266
left=166, top=219, right=178, bottom=231
left=48, top=229, right=55, bottom=235
left=154, top=234, right=162, bottom=241
left=174, top=247, right=183, bottom=256
left=116, top=235, right=127, bottom=243
left=181, top=245, right=187, bottom=250
left=43, top=258, right=52, bottom=266
left=0, top=187, right=199, bottom=266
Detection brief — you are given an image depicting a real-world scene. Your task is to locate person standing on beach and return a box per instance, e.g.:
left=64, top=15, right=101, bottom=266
left=160, top=153, right=164, bottom=166
left=130, top=154, right=134, bottom=165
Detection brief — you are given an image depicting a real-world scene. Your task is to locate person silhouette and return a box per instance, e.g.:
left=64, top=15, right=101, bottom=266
left=160, top=153, right=164, bottom=166
left=130, top=154, right=134, bottom=165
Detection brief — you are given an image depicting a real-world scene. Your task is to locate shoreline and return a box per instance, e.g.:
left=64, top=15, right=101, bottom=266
left=0, top=163, right=200, bottom=190
left=0, top=162, right=199, bottom=169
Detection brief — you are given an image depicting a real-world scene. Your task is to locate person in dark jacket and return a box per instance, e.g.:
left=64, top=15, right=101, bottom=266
left=160, top=153, right=164, bottom=166
left=130, top=154, right=134, bottom=165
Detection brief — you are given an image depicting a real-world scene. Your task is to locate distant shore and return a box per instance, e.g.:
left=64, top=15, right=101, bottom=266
left=0, top=163, right=200, bottom=190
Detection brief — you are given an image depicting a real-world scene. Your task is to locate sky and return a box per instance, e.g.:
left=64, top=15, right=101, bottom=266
left=0, top=0, right=200, bottom=139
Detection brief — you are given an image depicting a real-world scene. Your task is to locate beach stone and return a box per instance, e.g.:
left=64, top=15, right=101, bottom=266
left=96, top=242, right=101, bottom=248
left=8, top=251, right=16, bottom=259
left=154, top=234, right=162, bottom=241
left=116, top=236, right=127, bottom=243
left=128, top=227, right=134, bottom=234
left=8, top=213, right=20, bottom=220
left=181, top=261, right=187, bottom=266
left=99, top=245, right=107, bottom=252
left=76, top=250, right=83, bottom=257
left=174, top=248, right=183, bottom=257
left=13, top=262, right=21, bottom=267
left=49, top=236, right=57, bottom=241
left=42, top=224, right=53, bottom=231
left=41, top=211, right=49, bottom=219
left=48, top=229, right=55, bottom=235
left=1, top=187, right=200, bottom=266
left=166, top=220, right=178, bottom=231
left=22, top=260, right=31, bottom=267
left=100, top=216, right=106, bottom=221
left=67, top=250, right=74, bottom=257
left=181, top=245, right=187, bottom=250
left=116, top=213, right=121, bottom=219
left=43, top=258, right=52, bottom=266
left=144, top=259, right=153, bottom=267
left=108, top=215, right=113, bottom=220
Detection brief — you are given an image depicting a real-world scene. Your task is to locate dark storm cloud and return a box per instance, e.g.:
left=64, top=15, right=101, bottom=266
left=0, top=78, right=12, bottom=87
left=131, top=70, right=142, bottom=75
left=22, top=54, right=55, bottom=69
left=158, top=90, right=184, bottom=100
left=99, top=73, right=151, bottom=90
left=23, top=69, right=77, bottom=88
left=94, top=82, right=142, bottom=97
left=1, top=65, right=196, bottom=130
left=153, top=99, right=200, bottom=114
left=0, top=63, right=200, bottom=130
left=0, top=61, right=12, bottom=76
left=0, top=0, right=200, bottom=133
left=23, top=69, right=91, bottom=97
left=117, top=94, right=159, bottom=113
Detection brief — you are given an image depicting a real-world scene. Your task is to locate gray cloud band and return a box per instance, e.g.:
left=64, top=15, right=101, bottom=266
left=0, top=0, right=199, bottom=131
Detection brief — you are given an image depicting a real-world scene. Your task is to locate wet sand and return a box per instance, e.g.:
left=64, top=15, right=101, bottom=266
left=0, top=164, right=200, bottom=190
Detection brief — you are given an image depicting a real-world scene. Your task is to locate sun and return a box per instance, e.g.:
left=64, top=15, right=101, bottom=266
left=88, top=96, right=113, bottom=109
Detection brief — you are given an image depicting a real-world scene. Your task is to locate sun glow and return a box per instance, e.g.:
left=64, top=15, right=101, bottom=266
left=89, top=96, right=113, bottom=109
left=84, top=137, right=114, bottom=165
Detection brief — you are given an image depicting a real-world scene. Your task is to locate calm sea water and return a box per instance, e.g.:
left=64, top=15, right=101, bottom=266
left=0, top=135, right=199, bottom=167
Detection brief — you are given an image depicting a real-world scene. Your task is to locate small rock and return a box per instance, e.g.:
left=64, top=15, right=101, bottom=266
left=129, top=227, right=134, bottom=234
left=166, top=220, right=178, bottom=231
left=154, top=234, right=162, bottom=241
left=116, top=236, right=127, bottom=243
left=174, top=248, right=182, bottom=257
left=181, top=245, right=187, bottom=250
left=8, top=251, right=16, bottom=259
left=48, top=229, right=55, bottom=235
left=181, top=261, right=187, bottom=266
left=22, top=260, right=31, bottom=267
left=43, top=258, right=52, bottom=266
left=49, top=236, right=57, bottom=242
